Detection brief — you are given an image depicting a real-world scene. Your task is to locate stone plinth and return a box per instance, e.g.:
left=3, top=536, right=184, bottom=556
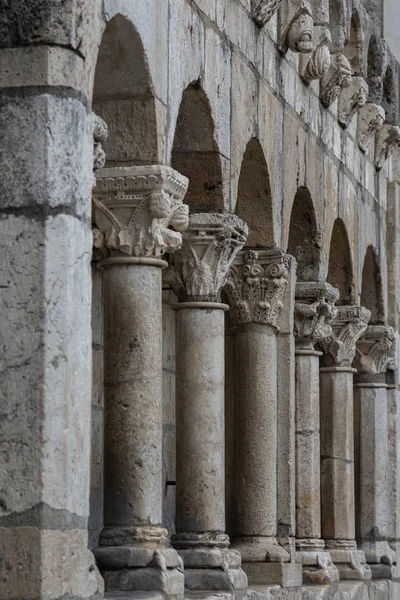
left=92, top=166, right=189, bottom=599
left=354, top=326, right=397, bottom=579
left=319, top=306, right=372, bottom=581
left=167, top=213, right=248, bottom=598
left=294, top=282, right=339, bottom=585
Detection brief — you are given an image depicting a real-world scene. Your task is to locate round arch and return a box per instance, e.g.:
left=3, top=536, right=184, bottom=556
left=287, top=187, right=321, bottom=281
left=327, top=218, right=355, bottom=304
left=360, top=245, right=384, bottom=324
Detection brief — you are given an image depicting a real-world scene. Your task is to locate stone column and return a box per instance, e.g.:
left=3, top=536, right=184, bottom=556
left=91, top=166, right=189, bottom=599
left=223, top=249, right=301, bottom=588
left=166, top=213, right=248, bottom=597
left=319, top=306, right=372, bottom=580
left=0, top=3, right=104, bottom=599
left=294, top=282, right=339, bottom=585
left=353, top=326, right=398, bottom=578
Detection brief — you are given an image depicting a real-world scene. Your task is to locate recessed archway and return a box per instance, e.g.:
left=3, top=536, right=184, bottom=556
left=287, top=188, right=320, bottom=281
left=327, top=218, right=354, bottom=305
left=360, top=245, right=384, bottom=324
left=235, top=138, right=274, bottom=247
left=382, top=65, right=398, bottom=125
left=367, top=35, right=384, bottom=104
left=93, top=14, right=158, bottom=166
left=329, top=0, right=347, bottom=53
left=171, top=82, right=224, bottom=213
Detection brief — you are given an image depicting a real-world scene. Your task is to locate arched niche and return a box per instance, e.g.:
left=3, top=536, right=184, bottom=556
left=382, top=65, right=398, bottom=125
left=367, top=35, right=383, bottom=104
left=93, top=14, right=158, bottom=166
left=329, top=0, right=348, bottom=53
left=360, top=245, right=384, bottom=324
left=327, top=218, right=355, bottom=305
left=235, top=138, right=274, bottom=247
left=287, top=187, right=320, bottom=281
left=343, top=10, right=364, bottom=76
left=171, top=82, right=224, bottom=213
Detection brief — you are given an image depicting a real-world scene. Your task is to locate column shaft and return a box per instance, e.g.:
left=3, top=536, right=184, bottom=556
left=234, top=324, right=277, bottom=538
left=175, top=307, right=225, bottom=534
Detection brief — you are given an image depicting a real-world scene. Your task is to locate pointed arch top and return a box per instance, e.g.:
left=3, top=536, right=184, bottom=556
left=361, top=245, right=384, bottom=324
left=287, top=187, right=320, bottom=281
left=327, top=218, right=354, bottom=305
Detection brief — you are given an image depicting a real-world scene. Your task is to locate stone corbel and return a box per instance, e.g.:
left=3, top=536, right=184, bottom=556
left=92, top=166, right=189, bottom=259
left=357, top=104, right=385, bottom=152
left=300, top=26, right=331, bottom=84
left=319, top=305, right=371, bottom=367
left=338, top=77, right=368, bottom=129
left=320, top=53, right=352, bottom=108
left=294, top=281, right=339, bottom=347
left=224, top=249, right=289, bottom=329
left=354, top=325, right=396, bottom=374
left=251, top=0, right=283, bottom=26
left=279, top=0, right=314, bottom=56
left=165, top=213, right=248, bottom=303
left=375, top=124, right=400, bottom=171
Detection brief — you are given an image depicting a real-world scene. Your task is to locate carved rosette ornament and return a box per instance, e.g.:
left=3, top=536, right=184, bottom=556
left=165, top=213, right=248, bottom=303
left=338, top=77, right=369, bottom=129
left=251, top=0, right=283, bottom=26
left=319, top=306, right=371, bottom=367
left=357, top=104, right=385, bottom=152
left=92, top=166, right=189, bottom=260
left=354, top=325, right=396, bottom=374
left=224, top=249, right=289, bottom=330
left=294, top=282, right=339, bottom=348
left=375, top=124, right=400, bottom=171
left=279, top=0, right=314, bottom=56
left=320, top=53, right=352, bottom=108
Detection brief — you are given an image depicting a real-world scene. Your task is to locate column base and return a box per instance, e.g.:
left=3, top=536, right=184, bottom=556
left=230, top=536, right=290, bottom=563
left=172, top=535, right=247, bottom=600
left=95, top=528, right=184, bottom=600
left=296, top=539, right=339, bottom=585
left=241, top=562, right=302, bottom=588
left=324, top=540, right=372, bottom=580
left=359, top=541, right=399, bottom=579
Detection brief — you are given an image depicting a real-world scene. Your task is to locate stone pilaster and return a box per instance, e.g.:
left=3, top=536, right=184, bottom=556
left=294, top=282, right=339, bottom=585
left=353, top=326, right=399, bottom=579
left=0, top=3, right=105, bottom=599
left=319, top=306, right=372, bottom=580
left=224, top=249, right=302, bottom=588
left=92, top=166, right=189, bottom=599
left=167, top=213, right=248, bottom=598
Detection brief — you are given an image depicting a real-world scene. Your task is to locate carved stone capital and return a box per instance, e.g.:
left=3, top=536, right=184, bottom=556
left=357, top=104, right=385, bottom=152
left=165, top=213, right=248, bottom=303
left=300, top=27, right=331, bottom=84
left=294, top=282, right=339, bottom=347
left=338, top=77, right=368, bottom=129
left=251, top=0, right=283, bottom=26
left=279, top=0, right=314, bottom=56
left=319, top=306, right=371, bottom=367
left=224, top=249, right=289, bottom=329
left=375, top=125, right=400, bottom=171
left=92, top=166, right=189, bottom=259
left=354, top=325, right=396, bottom=374
left=320, top=53, right=352, bottom=108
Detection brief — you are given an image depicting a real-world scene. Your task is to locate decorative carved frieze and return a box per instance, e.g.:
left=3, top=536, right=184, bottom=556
left=338, top=77, right=369, bottom=129
left=320, top=53, right=352, bottom=108
left=251, top=0, right=283, bottom=27
left=92, top=166, right=189, bottom=259
left=354, top=325, right=396, bottom=374
left=165, top=213, right=248, bottom=303
left=300, top=27, right=331, bottom=84
left=294, top=282, right=339, bottom=347
left=92, top=113, right=108, bottom=175
left=375, top=124, right=400, bottom=171
left=224, top=249, right=289, bottom=329
left=319, top=305, right=371, bottom=367
left=357, top=104, right=385, bottom=153
left=279, top=0, right=314, bottom=56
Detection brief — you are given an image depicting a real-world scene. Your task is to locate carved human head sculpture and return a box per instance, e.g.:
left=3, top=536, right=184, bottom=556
left=280, top=0, right=314, bottom=55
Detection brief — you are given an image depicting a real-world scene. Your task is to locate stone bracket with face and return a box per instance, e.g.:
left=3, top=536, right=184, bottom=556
left=375, top=124, right=400, bottom=171
left=279, top=0, right=314, bottom=56
left=357, top=103, right=385, bottom=152
left=299, top=25, right=332, bottom=84
left=251, top=0, right=283, bottom=27
left=338, top=76, right=368, bottom=129
left=320, top=52, right=352, bottom=108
